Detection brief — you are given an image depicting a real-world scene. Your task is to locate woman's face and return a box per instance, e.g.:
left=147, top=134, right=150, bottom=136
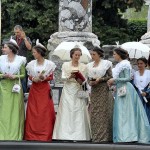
left=137, top=60, right=146, bottom=70
left=32, top=48, right=41, bottom=59
left=71, top=50, right=82, bottom=62
left=113, top=51, right=121, bottom=62
left=90, top=51, right=100, bottom=61
left=3, top=44, right=11, bottom=55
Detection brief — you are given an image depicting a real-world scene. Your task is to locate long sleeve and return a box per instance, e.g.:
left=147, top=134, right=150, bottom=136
left=14, top=64, right=25, bottom=79
left=114, top=68, right=131, bottom=83
left=45, top=73, right=53, bottom=81
left=101, top=67, right=112, bottom=82
left=61, top=63, right=76, bottom=82
left=0, top=73, right=3, bottom=78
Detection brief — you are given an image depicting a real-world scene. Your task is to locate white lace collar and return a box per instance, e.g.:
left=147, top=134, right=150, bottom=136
left=87, top=59, right=112, bottom=78
left=112, top=60, right=132, bottom=79
left=134, top=70, right=150, bottom=90
left=26, top=59, right=56, bottom=77
left=0, top=55, right=26, bottom=74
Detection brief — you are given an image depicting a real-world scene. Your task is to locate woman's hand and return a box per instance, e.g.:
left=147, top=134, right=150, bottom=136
left=89, top=81, right=96, bottom=86
left=89, top=78, right=100, bottom=86
left=69, top=73, right=76, bottom=79
left=107, top=78, right=114, bottom=86
left=8, top=74, right=16, bottom=79
left=141, top=92, right=147, bottom=97
left=39, top=74, right=45, bottom=80
left=3, top=74, right=10, bottom=78
left=3, top=74, right=16, bottom=79
left=76, top=78, right=83, bottom=85
left=32, top=77, right=41, bottom=83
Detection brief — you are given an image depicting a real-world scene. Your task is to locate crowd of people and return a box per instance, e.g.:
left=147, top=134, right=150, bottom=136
left=0, top=25, right=150, bottom=144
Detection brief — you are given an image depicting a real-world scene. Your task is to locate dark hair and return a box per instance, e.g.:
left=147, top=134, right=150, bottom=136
left=33, top=45, right=47, bottom=57
left=92, top=47, right=104, bottom=57
left=70, top=48, right=82, bottom=58
left=148, top=54, right=150, bottom=67
left=137, top=57, right=148, bottom=67
left=5, top=42, right=19, bottom=54
left=113, top=47, right=128, bottom=60
left=83, top=41, right=95, bottom=50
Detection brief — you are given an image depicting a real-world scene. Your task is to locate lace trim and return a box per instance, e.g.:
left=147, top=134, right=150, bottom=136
left=112, top=60, right=132, bottom=79
left=0, top=55, right=26, bottom=74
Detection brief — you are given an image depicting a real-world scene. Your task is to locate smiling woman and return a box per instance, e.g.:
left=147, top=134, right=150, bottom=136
left=52, top=48, right=91, bottom=141
left=24, top=42, right=56, bottom=142
left=0, top=40, right=26, bottom=140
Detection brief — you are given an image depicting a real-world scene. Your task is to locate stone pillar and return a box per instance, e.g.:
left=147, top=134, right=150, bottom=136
left=47, top=0, right=100, bottom=83
left=0, top=1, right=1, bottom=45
left=59, top=0, right=92, bottom=32
left=140, top=0, right=150, bottom=47
left=148, top=3, right=150, bottom=31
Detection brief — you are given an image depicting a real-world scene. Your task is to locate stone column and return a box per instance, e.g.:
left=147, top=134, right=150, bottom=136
left=140, top=0, right=150, bottom=47
left=148, top=3, right=150, bottom=31
left=47, top=0, right=100, bottom=83
left=0, top=1, right=1, bottom=45
left=59, top=0, right=92, bottom=32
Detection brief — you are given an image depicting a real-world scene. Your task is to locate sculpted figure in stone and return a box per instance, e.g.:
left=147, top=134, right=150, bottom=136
left=60, top=0, right=90, bottom=31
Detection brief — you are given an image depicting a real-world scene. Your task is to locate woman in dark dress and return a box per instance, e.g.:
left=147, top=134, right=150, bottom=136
left=87, top=47, right=114, bottom=142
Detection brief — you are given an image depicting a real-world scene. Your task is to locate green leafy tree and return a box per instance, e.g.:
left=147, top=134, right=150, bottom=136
left=92, top=0, right=145, bottom=45
left=2, top=0, right=59, bottom=45
left=1, top=0, right=144, bottom=46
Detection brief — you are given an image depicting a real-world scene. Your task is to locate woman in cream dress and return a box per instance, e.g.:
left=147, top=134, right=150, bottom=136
left=52, top=48, right=91, bottom=141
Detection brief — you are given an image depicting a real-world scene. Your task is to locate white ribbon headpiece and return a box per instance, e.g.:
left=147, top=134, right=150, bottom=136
left=10, top=36, right=18, bottom=47
left=36, top=39, right=46, bottom=49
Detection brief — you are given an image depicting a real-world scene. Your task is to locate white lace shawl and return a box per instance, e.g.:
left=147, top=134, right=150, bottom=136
left=112, top=60, right=132, bottom=79
left=86, top=59, right=112, bottom=78
left=134, top=70, right=150, bottom=91
left=0, top=55, right=26, bottom=75
left=26, top=59, right=56, bottom=77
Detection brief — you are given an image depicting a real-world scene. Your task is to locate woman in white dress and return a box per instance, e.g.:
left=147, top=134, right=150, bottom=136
left=134, top=57, right=150, bottom=123
left=52, top=47, right=91, bottom=141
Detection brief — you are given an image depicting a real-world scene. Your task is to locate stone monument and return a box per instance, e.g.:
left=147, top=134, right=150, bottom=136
left=47, top=0, right=100, bottom=83
left=140, top=0, right=150, bottom=47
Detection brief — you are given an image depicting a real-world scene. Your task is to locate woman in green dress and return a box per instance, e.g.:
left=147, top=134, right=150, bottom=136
left=0, top=40, right=26, bottom=140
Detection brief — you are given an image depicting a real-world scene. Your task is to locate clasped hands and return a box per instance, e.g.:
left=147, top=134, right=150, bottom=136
left=89, top=78, right=100, bottom=86
left=107, top=78, right=115, bottom=87
left=2, top=73, right=16, bottom=79
left=32, top=74, right=46, bottom=83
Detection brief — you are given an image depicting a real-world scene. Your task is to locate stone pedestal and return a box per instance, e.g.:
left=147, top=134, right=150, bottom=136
left=47, top=0, right=100, bottom=83
left=140, top=0, right=150, bottom=47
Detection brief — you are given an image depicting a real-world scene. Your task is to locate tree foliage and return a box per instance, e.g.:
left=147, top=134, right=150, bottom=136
left=2, top=0, right=59, bottom=45
left=1, top=0, right=145, bottom=46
